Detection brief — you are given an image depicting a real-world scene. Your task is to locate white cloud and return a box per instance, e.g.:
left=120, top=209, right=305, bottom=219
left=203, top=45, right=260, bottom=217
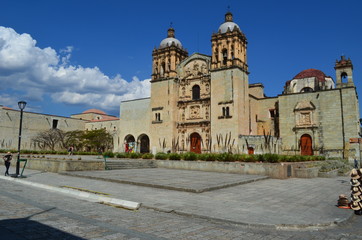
left=0, top=26, right=151, bottom=113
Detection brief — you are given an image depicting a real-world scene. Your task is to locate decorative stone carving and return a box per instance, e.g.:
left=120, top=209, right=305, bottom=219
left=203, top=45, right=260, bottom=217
left=190, top=105, right=201, bottom=119
left=183, top=59, right=209, bottom=79
left=295, top=100, right=315, bottom=111
left=294, top=100, right=315, bottom=127
left=300, top=112, right=311, bottom=125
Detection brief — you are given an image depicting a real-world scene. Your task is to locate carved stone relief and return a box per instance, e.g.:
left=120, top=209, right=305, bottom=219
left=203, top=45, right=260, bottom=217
left=183, top=60, right=209, bottom=79
left=190, top=105, right=201, bottom=119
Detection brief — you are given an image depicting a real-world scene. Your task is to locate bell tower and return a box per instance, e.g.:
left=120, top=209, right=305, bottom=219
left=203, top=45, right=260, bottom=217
left=211, top=11, right=248, bottom=72
left=335, top=56, right=354, bottom=88
left=152, top=27, right=188, bottom=81
left=210, top=11, right=251, bottom=149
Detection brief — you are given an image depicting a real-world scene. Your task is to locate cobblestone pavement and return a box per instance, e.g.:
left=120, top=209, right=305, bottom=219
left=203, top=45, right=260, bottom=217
left=1, top=180, right=362, bottom=240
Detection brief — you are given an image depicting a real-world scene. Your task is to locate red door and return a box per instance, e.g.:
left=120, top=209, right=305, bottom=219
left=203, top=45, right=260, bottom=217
left=300, top=134, right=313, bottom=156
left=190, top=133, right=201, bottom=154
left=248, top=147, right=254, bottom=155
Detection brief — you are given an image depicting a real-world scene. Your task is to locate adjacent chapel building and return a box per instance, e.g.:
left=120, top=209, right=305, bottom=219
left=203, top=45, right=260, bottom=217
left=117, top=11, right=360, bottom=159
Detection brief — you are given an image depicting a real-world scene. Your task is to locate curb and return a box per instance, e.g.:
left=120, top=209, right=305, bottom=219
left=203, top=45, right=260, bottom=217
left=143, top=204, right=354, bottom=230
left=60, top=172, right=269, bottom=193
left=0, top=175, right=141, bottom=210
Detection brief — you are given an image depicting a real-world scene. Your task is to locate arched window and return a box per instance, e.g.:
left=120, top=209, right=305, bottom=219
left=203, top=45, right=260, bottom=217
left=341, top=72, right=348, bottom=82
left=222, top=49, right=228, bottom=65
left=214, top=48, right=219, bottom=62
left=192, top=85, right=200, bottom=100
left=300, top=87, right=313, bottom=93
left=231, top=45, right=234, bottom=60
left=161, top=62, right=165, bottom=76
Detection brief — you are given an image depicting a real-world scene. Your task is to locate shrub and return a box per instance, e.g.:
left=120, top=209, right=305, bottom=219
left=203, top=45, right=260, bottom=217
left=168, top=153, right=181, bottom=160
left=103, top=151, right=114, bottom=158
left=155, top=152, right=168, bottom=160
left=142, top=153, right=154, bottom=159
left=182, top=152, right=197, bottom=161
left=262, top=154, right=280, bottom=163
left=116, top=152, right=128, bottom=158
left=129, top=152, right=142, bottom=159
left=197, top=153, right=217, bottom=161
left=217, top=153, right=237, bottom=162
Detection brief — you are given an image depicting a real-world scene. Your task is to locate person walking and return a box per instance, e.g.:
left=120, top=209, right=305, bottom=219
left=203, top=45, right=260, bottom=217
left=3, top=152, right=13, bottom=176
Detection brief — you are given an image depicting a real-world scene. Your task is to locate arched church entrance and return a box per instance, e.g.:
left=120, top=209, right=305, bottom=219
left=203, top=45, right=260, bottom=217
left=124, top=135, right=136, bottom=153
left=300, top=134, right=313, bottom=156
left=190, top=132, right=202, bottom=154
left=138, top=134, right=150, bottom=153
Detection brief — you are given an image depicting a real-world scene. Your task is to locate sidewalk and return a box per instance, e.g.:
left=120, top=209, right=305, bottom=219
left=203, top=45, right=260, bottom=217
left=0, top=166, right=353, bottom=229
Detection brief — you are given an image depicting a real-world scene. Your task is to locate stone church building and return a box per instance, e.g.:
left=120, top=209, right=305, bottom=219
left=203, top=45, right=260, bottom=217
left=117, top=11, right=360, bottom=159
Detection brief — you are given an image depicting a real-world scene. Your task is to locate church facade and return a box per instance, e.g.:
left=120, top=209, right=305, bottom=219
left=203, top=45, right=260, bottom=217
left=117, top=11, right=360, bottom=159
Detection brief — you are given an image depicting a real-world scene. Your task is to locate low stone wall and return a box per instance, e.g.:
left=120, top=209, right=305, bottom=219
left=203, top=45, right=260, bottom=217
left=0, top=155, right=324, bottom=178
left=3, top=158, right=104, bottom=172
left=153, top=160, right=320, bottom=179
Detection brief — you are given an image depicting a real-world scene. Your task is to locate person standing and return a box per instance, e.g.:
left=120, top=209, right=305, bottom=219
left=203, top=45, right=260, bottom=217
left=3, top=152, right=13, bottom=176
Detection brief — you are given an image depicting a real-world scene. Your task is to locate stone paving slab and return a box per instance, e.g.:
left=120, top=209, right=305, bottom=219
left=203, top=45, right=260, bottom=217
left=0, top=166, right=354, bottom=228
left=60, top=168, right=269, bottom=193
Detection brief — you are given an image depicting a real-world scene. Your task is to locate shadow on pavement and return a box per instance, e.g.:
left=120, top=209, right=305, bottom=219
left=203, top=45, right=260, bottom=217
left=0, top=208, right=86, bottom=240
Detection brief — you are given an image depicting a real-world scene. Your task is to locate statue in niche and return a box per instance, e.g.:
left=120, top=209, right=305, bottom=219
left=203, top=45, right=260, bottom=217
left=201, top=63, right=208, bottom=74
left=190, top=106, right=200, bottom=119
left=193, top=63, right=200, bottom=76
left=299, top=112, right=311, bottom=125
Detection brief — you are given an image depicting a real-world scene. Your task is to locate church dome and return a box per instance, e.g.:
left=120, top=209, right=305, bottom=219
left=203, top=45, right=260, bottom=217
left=218, top=11, right=241, bottom=33
left=218, top=22, right=240, bottom=33
left=159, top=27, right=183, bottom=49
left=293, top=69, right=327, bottom=83
left=160, top=37, right=182, bottom=49
left=284, top=68, right=334, bottom=94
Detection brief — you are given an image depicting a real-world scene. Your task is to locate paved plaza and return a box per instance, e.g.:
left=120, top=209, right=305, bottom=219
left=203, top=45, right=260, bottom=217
left=0, top=165, right=354, bottom=229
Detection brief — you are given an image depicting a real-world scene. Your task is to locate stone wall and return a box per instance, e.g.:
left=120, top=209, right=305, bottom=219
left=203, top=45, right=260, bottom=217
left=278, top=87, right=360, bottom=159
left=0, top=107, right=86, bottom=151
left=118, top=98, right=151, bottom=152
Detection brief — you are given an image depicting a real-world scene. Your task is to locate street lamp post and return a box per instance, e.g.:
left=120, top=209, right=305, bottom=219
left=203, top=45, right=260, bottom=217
left=16, top=101, right=27, bottom=176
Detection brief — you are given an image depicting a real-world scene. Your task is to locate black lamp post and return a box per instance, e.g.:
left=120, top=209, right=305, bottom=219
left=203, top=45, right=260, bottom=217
left=16, top=100, right=27, bottom=176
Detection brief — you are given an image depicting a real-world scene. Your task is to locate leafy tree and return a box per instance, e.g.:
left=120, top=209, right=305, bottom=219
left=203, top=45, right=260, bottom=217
left=61, top=130, right=84, bottom=150
left=81, top=129, right=113, bottom=152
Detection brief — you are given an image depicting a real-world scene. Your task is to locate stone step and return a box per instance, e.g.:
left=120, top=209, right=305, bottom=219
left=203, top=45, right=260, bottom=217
left=105, top=160, right=156, bottom=170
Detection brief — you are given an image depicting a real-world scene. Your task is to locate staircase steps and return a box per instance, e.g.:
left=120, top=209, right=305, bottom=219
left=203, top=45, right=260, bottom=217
left=105, top=160, right=156, bottom=170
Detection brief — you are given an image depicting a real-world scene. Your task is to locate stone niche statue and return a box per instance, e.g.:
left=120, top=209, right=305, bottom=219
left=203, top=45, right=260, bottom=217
left=190, top=105, right=201, bottom=119
left=183, top=59, right=208, bottom=79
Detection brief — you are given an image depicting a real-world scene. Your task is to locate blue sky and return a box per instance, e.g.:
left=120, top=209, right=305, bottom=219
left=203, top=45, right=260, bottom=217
left=0, top=0, right=361, bottom=117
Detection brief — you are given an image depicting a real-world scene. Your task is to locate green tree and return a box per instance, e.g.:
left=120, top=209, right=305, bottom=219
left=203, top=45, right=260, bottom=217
left=81, top=129, right=113, bottom=152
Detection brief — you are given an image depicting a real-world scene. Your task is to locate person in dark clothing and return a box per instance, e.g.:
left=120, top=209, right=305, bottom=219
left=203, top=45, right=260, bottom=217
left=3, top=152, right=13, bottom=176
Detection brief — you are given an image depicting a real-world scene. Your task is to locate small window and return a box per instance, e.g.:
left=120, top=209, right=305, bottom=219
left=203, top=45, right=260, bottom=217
left=225, top=107, right=230, bottom=117
left=155, top=113, right=161, bottom=121
left=192, top=85, right=200, bottom=100
left=52, top=119, right=58, bottom=129
left=269, top=109, right=275, bottom=118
